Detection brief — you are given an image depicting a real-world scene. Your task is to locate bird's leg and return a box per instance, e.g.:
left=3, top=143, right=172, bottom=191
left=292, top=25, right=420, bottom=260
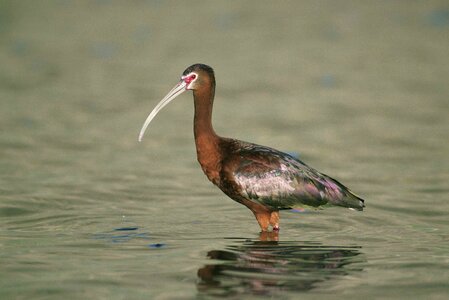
left=259, top=231, right=279, bottom=241
left=269, top=211, right=280, bottom=231
left=252, top=211, right=271, bottom=232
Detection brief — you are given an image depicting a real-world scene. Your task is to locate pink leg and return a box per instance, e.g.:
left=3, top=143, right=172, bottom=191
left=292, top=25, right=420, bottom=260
left=253, top=211, right=271, bottom=232
left=270, top=211, right=280, bottom=231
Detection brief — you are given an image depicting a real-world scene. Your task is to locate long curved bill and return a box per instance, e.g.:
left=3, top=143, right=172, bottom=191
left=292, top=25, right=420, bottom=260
left=138, top=80, right=187, bottom=142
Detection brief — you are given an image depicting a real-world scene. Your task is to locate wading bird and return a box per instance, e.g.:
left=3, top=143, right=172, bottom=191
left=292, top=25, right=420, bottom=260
left=139, top=64, right=365, bottom=232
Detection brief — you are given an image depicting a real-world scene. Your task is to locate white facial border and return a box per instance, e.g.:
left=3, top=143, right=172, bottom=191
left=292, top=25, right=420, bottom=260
left=181, top=72, right=198, bottom=90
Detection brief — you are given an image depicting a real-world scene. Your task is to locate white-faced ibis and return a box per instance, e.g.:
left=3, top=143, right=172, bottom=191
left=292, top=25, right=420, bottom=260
left=139, top=64, right=365, bottom=232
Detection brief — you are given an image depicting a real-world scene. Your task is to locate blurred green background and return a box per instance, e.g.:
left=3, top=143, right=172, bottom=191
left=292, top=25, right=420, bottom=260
left=1, top=1, right=448, bottom=299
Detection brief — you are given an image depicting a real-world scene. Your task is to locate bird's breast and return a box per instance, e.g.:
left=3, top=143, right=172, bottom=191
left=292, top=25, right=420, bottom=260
left=195, top=136, right=222, bottom=185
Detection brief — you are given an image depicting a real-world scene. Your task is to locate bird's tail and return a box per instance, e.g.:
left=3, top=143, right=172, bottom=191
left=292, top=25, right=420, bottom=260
left=343, top=191, right=365, bottom=211
left=320, top=175, right=365, bottom=211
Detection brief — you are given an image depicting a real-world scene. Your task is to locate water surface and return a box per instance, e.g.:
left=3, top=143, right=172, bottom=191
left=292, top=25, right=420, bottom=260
left=1, top=1, right=448, bottom=299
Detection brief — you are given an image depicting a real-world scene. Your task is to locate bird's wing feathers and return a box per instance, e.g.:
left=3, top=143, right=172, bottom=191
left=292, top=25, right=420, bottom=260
left=228, top=143, right=363, bottom=210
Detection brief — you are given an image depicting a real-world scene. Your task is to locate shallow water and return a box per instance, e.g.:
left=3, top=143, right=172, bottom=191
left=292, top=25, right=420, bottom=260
left=1, top=1, right=449, bottom=299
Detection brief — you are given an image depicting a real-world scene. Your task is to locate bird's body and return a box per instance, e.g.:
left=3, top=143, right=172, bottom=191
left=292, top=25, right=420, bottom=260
left=139, top=64, right=364, bottom=232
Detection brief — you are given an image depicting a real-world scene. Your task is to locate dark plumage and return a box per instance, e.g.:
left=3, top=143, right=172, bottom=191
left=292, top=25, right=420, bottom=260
left=139, top=64, right=365, bottom=232
left=220, top=140, right=364, bottom=210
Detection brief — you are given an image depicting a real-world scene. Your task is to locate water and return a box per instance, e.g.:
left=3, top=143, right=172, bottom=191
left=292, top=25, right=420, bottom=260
left=1, top=1, right=448, bottom=299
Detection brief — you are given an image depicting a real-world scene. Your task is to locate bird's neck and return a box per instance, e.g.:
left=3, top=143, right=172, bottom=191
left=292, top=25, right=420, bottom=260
left=193, top=87, right=222, bottom=184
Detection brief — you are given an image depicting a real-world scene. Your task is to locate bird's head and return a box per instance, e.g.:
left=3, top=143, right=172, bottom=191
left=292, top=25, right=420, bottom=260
left=138, top=64, right=215, bottom=142
left=181, top=64, right=215, bottom=91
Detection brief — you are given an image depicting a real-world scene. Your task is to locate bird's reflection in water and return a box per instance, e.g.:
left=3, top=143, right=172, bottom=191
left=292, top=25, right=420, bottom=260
left=197, top=232, right=364, bottom=297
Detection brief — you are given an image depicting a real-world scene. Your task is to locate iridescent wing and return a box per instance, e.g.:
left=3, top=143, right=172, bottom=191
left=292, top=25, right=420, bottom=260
left=228, top=142, right=364, bottom=210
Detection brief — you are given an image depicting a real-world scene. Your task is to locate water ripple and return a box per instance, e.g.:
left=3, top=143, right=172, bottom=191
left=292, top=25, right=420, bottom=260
left=197, top=237, right=364, bottom=297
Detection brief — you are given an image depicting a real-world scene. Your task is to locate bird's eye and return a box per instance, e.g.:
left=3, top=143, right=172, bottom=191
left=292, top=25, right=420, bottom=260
left=184, top=74, right=197, bottom=84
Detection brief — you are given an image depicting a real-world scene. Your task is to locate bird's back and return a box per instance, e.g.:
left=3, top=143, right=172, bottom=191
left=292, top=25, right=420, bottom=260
left=219, top=139, right=365, bottom=211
